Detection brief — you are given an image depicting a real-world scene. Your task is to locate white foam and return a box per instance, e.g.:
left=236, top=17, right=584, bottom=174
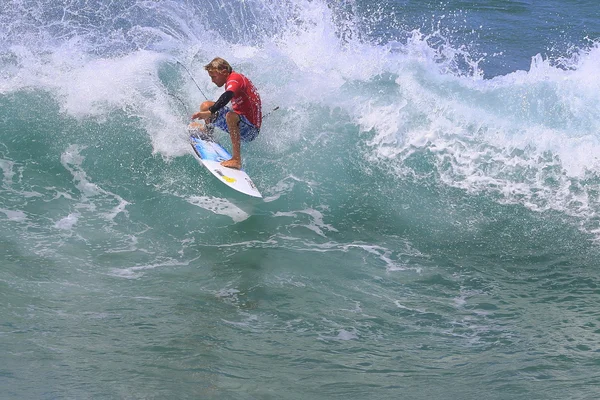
left=263, top=175, right=318, bottom=203
left=273, top=208, right=337, bottom=237
left=336, top=329, right=359, bottom=341
left=319, top=328, right=359, bottom=341
left=109, top=258, right=192, bottom=279
left=0, top=159, right=15, bottom=185
left=60, top=145, right=130, bottom=219
left=0, top=208, right=27, bottom=222
left=186, top=195, right=249, bottom=222
left=54, top=213, right=79, bottom=230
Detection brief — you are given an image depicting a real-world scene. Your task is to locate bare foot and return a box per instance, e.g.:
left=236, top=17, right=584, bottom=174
left=220, top=158, right=242, bottom=170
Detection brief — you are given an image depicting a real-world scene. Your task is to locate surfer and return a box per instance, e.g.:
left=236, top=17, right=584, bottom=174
left=191, top=57, right=262, bottom=170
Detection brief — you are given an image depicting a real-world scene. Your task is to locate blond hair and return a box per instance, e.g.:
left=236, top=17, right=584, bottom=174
left=204, top=57, right=232, bottom=73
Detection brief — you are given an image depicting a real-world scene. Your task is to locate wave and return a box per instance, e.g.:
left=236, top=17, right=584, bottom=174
left=1, top=0, right=600, bottom=237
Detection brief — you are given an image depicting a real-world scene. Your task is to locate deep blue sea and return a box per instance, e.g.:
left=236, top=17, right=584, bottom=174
left=2, top=1, right=600, bottom=399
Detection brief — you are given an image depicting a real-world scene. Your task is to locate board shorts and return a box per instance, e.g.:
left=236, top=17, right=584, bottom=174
left=209, top=107, right=260, bottom=142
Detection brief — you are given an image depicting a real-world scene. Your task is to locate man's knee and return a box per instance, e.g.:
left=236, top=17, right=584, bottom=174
left=200, top=101, right=214, bottom=111
left=225, top=111, right=240, bottom=126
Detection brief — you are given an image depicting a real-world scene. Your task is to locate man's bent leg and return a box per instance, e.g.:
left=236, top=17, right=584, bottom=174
left=221, top=111, right=242, bottom=169
left=200, top=101, right=214, bottom=113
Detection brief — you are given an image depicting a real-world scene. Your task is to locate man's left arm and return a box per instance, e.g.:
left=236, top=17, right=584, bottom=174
left=191, top=91, right=234, bottom=121
left=208, top=91, right=234, bottom=114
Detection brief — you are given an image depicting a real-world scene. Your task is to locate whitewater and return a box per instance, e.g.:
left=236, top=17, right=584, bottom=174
left=1, top=0, right=600, bottom=399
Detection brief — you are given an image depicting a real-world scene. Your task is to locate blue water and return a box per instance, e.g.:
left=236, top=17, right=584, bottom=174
left=2, top=1, right=600, bottom=399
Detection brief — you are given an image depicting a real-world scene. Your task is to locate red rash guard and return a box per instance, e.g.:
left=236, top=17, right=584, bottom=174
left=224, top=72, right=262, bottom=129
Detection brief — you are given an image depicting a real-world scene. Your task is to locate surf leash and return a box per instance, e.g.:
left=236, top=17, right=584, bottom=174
left=174, top=59, right=209, bottom=100
left=167, top=91, right=190, bottom=116
left=264, top=106, right=280, bottom=119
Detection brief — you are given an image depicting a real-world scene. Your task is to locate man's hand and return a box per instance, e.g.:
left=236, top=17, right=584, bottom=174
left=192, top=110, right=208, bottom=120
left=192, top=110, right=217, bottom=122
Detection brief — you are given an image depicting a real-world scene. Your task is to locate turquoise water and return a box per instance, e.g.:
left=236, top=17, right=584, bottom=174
left=2, top=1, right=600, bottom=399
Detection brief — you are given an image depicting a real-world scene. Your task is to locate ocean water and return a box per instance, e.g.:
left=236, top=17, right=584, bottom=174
left=2, top=0, right=600, bottom=399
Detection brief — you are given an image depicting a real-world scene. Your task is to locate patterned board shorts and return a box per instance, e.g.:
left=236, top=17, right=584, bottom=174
left=208, top=107, right=260, bottom=142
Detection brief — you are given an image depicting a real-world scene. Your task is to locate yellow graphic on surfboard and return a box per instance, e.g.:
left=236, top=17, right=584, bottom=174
left=214, top=169, right=236, bottom=183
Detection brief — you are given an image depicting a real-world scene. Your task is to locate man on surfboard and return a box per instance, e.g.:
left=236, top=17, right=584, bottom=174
left=191, top=57, right=262, bottom=170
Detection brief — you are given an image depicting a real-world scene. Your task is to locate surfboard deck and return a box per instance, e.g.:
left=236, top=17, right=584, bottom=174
left=189, top=128, right=262, bottom=198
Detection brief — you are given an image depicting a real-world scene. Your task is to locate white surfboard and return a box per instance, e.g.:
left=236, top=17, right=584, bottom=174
left=189, top=128, right=262, bottom=198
